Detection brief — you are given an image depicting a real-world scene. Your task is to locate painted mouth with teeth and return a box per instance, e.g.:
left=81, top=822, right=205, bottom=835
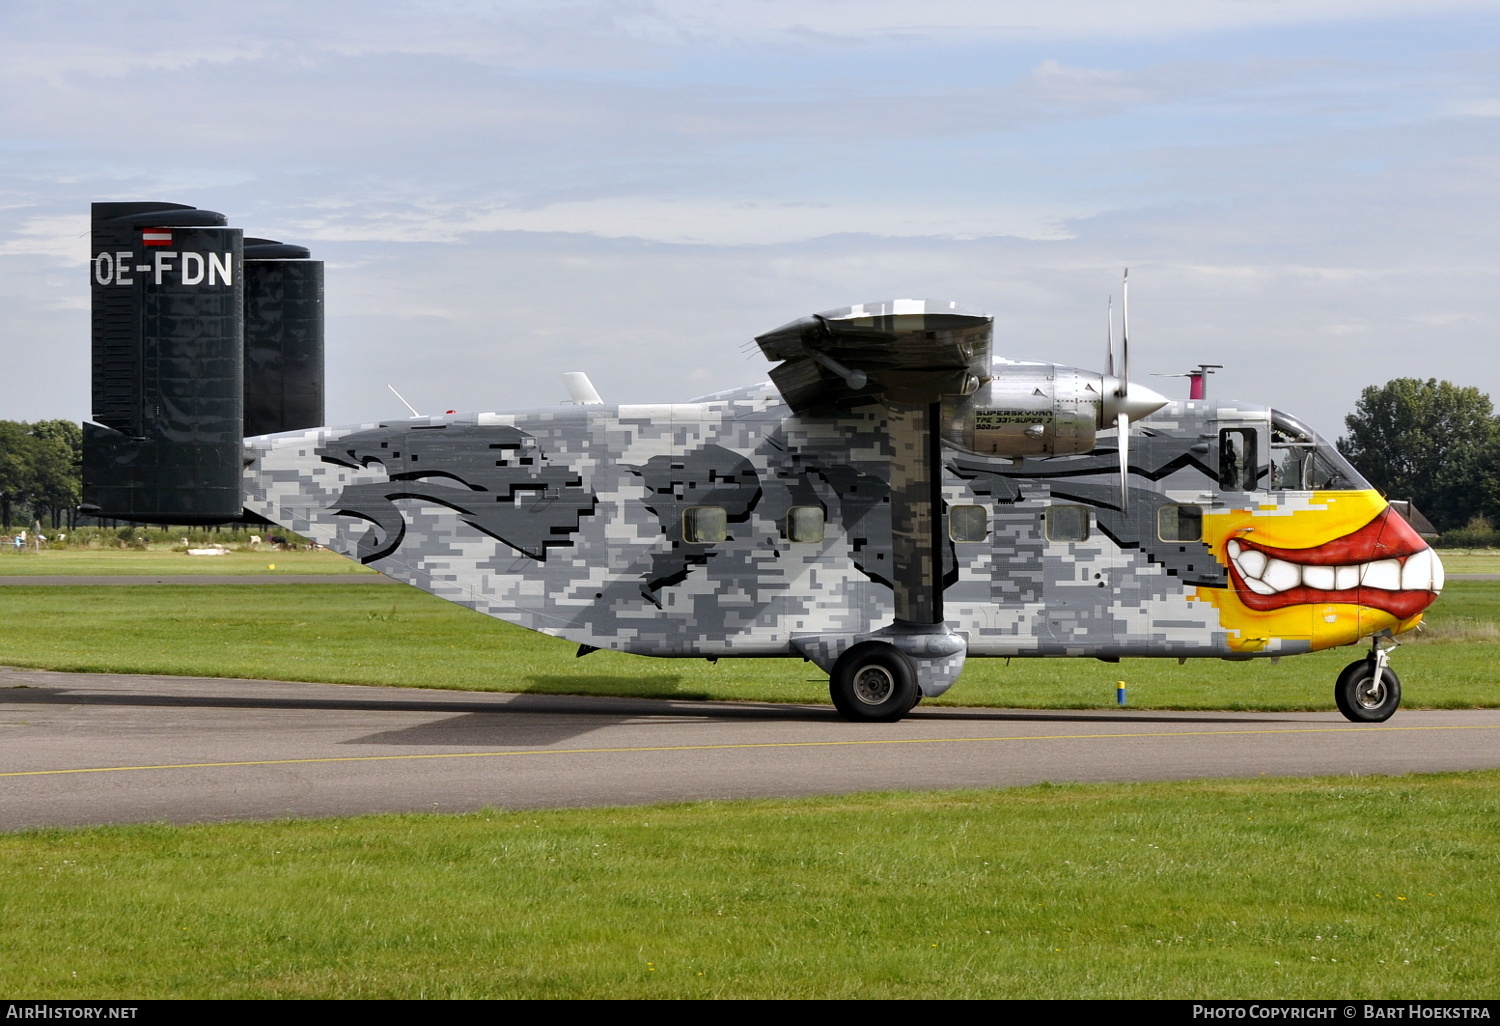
left=1224, top=508, right=1443, bottom=620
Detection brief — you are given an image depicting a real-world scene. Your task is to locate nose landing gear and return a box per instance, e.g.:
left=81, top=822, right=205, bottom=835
left=1334, top=634, right=1401, bottom=723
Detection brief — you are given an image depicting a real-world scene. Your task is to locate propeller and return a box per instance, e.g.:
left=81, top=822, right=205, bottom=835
left=1119, top=269, right=1131, bottom=511
left=1106, top=296, right=1115, bottom=378
left=1102, top=268, right=1168, bottom=512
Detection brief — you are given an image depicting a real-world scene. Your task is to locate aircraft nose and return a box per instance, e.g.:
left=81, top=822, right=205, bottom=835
left=1378, top=509, right=1444, bottom=598
left=1392, top=546, right=1443, bottom=616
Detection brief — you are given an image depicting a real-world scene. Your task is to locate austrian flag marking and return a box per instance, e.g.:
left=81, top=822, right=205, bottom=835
left=141, top=229, right=173, bottom=247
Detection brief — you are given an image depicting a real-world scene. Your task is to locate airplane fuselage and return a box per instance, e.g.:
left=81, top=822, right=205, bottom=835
left=244, top=378, right=1441, bottom=698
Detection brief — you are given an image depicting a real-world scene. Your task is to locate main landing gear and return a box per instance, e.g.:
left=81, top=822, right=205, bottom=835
left=829, top=641, right=921, bottom=723
left=1334, top=635, right=1401, bottom=723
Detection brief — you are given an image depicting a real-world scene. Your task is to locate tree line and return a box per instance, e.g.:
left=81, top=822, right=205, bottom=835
left=1338, top=378, right=1500, bottom=537
left=0, top=420, right=82, bottom=529
left=2, top=380, right=1497, bottom=538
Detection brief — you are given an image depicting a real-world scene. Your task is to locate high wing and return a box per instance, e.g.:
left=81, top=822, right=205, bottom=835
left=754, top=298, right=991, bottom=411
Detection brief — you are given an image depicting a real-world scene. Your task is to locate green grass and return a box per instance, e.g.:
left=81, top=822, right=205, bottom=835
left=1435, top=551, right=1500, bottom=574
left=3, top=774, right=1497, bottom=998
left=0, top=547, right=374, bottom=576
left=1, top=581, right=1497, bottom=710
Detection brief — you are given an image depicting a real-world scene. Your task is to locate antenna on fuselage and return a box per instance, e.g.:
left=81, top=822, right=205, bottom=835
left=1152, top=364, right=1223, bottom=400
left=1189, top=364, right=1221, bottom=399
left=387, top=384, right=422, bottom=418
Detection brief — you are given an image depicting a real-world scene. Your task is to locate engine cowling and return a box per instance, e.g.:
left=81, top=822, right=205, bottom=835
left=942, top=363, right=1166, bottom=457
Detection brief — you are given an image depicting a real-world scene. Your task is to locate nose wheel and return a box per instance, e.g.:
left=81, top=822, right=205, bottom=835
left=1334, top=637, right=1401, bottom=723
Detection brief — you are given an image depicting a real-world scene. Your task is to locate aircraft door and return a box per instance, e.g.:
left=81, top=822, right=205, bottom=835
left=1041, top=501, right=1119, bottom=651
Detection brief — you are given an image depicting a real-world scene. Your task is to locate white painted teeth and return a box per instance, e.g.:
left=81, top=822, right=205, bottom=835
left=1360, top=558, right=1401, bottom=590
left=1401, top=548, right=1440, bottom=592
left=1262, top=558, right=1300, bottom=592
left=1229, top=544, right=1443, bottom=595
left=1302, top=565, right=1336, bottom=591
left=1238, top=547, right=1267, bottom=580
left=1244, top=576, right=1277, bottom=596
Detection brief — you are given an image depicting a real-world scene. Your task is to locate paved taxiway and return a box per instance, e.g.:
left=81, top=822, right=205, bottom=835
left=4, top=666, right=1499, bottom=831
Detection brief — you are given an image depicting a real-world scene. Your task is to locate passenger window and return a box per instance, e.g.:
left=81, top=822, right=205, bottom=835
left=948, top=505, right=988, bottom=543
left=1045, top=505, right=1090, bottom=542
left=787, top=506, right=825, bottom=544
left=1158, top=504, right=1203, bottom=542
left=1218, top=429, right=1258, bottom=491
left=683, top=506, right=728, bottom=544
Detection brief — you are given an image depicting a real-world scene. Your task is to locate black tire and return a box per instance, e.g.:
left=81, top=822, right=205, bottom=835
left=1334, top=658, right=1401, bottom=723
left=830, top=642, right=919, bottom=723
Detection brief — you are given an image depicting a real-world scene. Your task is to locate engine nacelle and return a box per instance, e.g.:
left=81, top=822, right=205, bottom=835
left=942, top=362, right=1166, bottom=457
left=942, top=365, right=1101, bottom=456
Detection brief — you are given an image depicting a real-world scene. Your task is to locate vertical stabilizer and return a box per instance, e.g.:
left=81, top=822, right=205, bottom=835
left=244, top=238, right=325, bottom=437
left=83, top=202, right=245, bottom=523
left=82, top=203, right=328, bottom=524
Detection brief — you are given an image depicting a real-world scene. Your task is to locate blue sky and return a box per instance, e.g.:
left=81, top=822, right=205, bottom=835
left=2, top=0, right=1498, bottom=439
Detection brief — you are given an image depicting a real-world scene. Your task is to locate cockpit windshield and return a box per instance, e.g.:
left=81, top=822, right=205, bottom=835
left=1269, top=410, right=1370, bottom=491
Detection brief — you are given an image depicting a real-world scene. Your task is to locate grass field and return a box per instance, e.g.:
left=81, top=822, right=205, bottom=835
left=1, top=579, right=1497, bottom=710
left=0, top=547, right=373, bottom=575
left=3, top=553, right=1495, bottom=1000
left=3, top=773, right=1496, bottom=999
left=1434, top=551, right=1500, bottom=573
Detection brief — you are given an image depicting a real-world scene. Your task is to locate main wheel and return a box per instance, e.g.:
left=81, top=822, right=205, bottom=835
left=829, top=642, right=919, bottom=723
left=1334, top=659, right=1401, bottom=723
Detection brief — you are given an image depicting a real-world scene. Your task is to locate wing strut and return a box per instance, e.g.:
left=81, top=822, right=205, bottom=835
left=756, top=300, right=987, bottom=709
left=887, top=400, right=946, bottom=625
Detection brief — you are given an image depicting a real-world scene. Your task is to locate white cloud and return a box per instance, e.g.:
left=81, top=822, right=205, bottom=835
left=636, top=0, right=1500, bottom=43
left=0, top=213, right=89, bottom=263
left=290, top=196, right=1081, bottom=246
left=1, top=0, right=1498, bottom=443
left=3, top=0, right=1492, bottom=87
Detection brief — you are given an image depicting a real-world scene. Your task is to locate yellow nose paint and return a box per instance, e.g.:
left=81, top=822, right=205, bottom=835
left=1196, top=490, right=1412, bottom=652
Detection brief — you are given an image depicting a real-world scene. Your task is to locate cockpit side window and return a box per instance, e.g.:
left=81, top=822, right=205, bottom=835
left=1306, top=449, right=1358, bottom=490
left=1271, top=444, right=1310, bottom=490
left=1218, top=428, right=1258, bottom=492
left=1269, top=410, right=1370, bottom=491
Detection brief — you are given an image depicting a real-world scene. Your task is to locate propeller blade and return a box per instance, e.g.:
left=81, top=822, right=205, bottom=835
left=1118, top=411, right=1130, bottom=512
left=1120, top=268, right=1130, bottom=397
left=1106, top=297, right=1115, bottom=378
